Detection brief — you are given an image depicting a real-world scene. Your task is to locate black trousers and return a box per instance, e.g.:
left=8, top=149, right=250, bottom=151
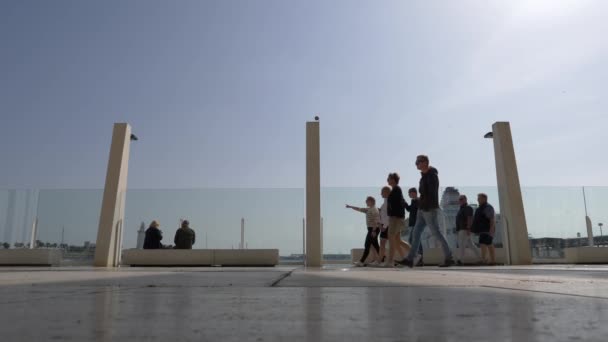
left=361, top=227, right=380, bottom=263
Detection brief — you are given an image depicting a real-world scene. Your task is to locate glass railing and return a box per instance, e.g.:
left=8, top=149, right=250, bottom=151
left=0, top=189, right=39, bottom=249
left=1, top=186, right=606, bottom=265
left=123, top=188, right=305, bottom=263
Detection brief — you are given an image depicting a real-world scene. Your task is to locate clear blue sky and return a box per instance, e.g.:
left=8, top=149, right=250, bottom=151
left=1, top=0, right=607, bottom=189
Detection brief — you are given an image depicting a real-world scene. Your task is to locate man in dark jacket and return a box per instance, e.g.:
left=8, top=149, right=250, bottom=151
left=174, top=220, right=196, bottom=249
left=398, top=155, right=454, bottom=268
left=143, top=220, right=163, bottom=249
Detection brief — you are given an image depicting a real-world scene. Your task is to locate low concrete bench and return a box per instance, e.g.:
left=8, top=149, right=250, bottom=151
left=564, top=247, right=608, bottom=264
left=122, top=249, right=279, bottom=267
left=0, top=249, right=62, bottom=266
left=351, top=247, right=505, bottom=265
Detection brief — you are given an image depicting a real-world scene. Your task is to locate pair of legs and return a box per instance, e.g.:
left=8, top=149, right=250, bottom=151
left=479, top=233, right=495, bottom=264
left=457, top=230, right=481, bottom=263
left=407, top=226, right=423, bottom=259
left=360, top=227, right=380, bottom=264
left=406, top=208, right=452, bottom=263
left=388, top=217, right=411, bottom=265
left=378, top=228, right=388, bottom=262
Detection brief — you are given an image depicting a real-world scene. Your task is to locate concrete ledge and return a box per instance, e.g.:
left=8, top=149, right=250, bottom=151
left=351, top=247, right=506, bottom=265
left=213, top=249, right=278, bottom=266
left=122, top=249, right=213, bottom=266
left=121, top=249, right=279, bottom=267
left=0, top=249, right=62, bottom=266
left=564, top=247, right=608, bottom=264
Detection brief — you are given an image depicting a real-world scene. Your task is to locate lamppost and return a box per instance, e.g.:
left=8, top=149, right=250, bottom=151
left=599, top=223, right=604, bottom=246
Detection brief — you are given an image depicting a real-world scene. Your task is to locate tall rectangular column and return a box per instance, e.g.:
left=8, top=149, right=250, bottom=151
left=306, top=121, right=322, bottom=267
left=492, top=122, right=532, bottom=265
left=94, top=123, right=132, bottom=267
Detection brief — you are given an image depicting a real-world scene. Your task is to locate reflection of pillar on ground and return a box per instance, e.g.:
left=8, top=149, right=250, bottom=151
left=491, top=122, right=532, bottom=265
left=306, top=121, right=322, bottom=267
left=94, top=123, right=132, bottom=267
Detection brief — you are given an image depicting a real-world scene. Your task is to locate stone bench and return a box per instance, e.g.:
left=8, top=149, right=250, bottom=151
left=0, top=249, right=62, bottom=266
left=564, top=247, right=608, bottom=264
left=121, top=249, right=279, bottom=267
left=351, top=247, right=506, bottom=265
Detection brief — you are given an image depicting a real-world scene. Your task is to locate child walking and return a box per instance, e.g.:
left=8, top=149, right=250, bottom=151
left=346, top=196, right=381, bottom=267
left=378, top=186, right=392, bottom=263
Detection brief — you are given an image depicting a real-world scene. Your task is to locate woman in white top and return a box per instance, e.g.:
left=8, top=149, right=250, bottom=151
left=378, top=186, right=391, bottom=263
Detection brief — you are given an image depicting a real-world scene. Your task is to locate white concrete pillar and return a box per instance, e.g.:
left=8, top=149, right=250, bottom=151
left=492, top=122, right=532, bottom=265
left=306, top=121, right=322, bottom=267
left=94, top=123, right=132, bottom=267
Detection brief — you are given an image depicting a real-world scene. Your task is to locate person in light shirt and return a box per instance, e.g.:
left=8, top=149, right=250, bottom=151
left=346, top=196, right=381, bottom=267
left=378, top=186, right=392, bottom=263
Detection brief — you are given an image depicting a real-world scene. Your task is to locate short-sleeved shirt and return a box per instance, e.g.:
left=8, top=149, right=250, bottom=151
left=360, top=206, right=380, bottom=228
left=455, top=205, right=474, bottom=231
left=482, top=205, right=495, bottom=220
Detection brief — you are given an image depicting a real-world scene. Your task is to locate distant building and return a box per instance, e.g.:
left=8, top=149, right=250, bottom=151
left=137, top=222, right=146, bottom=249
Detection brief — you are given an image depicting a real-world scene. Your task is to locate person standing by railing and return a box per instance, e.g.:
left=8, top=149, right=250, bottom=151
left=455, top=195, right=481, bottom=265
left=472, top=193, right=496, bottom=265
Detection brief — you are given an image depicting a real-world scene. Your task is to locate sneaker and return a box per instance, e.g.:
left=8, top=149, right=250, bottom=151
left=396, top=257, right=414, bottom=268
left=368, top=261, right=380, bottom=267
left=353, top=261, right=364, bottom=267
left=414, top=255, right=423, bottom=267
left=439, top=257, right=455, bottom=268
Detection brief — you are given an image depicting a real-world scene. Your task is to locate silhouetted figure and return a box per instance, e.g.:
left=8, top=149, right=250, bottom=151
left=143, top=220, right=163, bottom=249
left=472, top=193, right=497, bottom=265
left=174, top=220, right=196, bottom=249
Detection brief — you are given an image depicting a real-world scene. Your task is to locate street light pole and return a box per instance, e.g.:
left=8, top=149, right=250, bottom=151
left=599, top=223, right=604, bottom=246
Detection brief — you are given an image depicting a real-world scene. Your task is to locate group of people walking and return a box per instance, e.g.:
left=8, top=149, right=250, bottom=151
left=347, top=155, right=497, bottom=268
left=143, top=220, right=196, bottom=250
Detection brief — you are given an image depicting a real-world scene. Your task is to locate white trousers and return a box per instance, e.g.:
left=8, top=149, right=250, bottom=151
left=457, top=230, right=481, bottom=261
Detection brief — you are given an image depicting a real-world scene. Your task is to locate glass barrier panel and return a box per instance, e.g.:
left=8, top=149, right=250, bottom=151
left=584, top=186, right=608, bottom=246
left=0, top=189, right=39, bottom=249
left=35, top=189, right=102, bottom=264
left=123, top=188, right=305, bottom=264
